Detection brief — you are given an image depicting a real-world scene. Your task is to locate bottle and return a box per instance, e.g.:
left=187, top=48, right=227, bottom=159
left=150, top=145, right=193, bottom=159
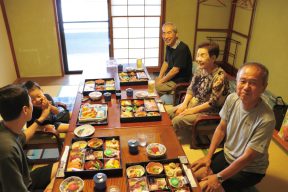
left=128, top=139, right=139, bottom=154
left=118, top=64, right=123, bottom=72
left=93, top=173, right=107, bottom=191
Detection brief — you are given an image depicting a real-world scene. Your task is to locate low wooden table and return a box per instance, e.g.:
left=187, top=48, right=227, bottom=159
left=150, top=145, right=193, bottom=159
left=68, top=91, right=172, bottom=132
left=52, top=125, right=200, bottom=192
left=52, top=64, right=200, bottom=191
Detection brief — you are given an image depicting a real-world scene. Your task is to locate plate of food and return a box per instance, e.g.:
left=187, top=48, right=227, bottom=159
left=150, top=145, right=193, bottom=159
left=87, top=138, right=103, bottom=149
left=59, top=176, right=84, bottom=192
left=148, top=177, right=168, bottom=191
left=128, top=177, right=148, bottom=192
left=164, top=162, right=183, bottom=177
left=146, top=143, right=166, bottom=158
left=104, top=148, right=119, bottom=158
left=74, top=124, right=95, bottom=137
left=84, top=159, right=103, bottom=170
left=135, top=91, right=148, bottom=99
left=146, top=162, right=164, bottom=175
left=78, top=104, right=107, bottom=122
left=104, top=158, right=121, bottom=169
left=126, top=165, right=145, bottom=178
left=168, top=176, right=185, bottom=188
left=71, top=140, right=88, bottom=150
left=105, top=138, right=120, bottom=150
left=85, top=149, right=102, bottom=160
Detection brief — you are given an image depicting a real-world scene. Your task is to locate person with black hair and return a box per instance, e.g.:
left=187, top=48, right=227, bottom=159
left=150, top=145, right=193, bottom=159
left=0, top=84, right=57, bottom=192
left=23, top=80, right=69, bottom=133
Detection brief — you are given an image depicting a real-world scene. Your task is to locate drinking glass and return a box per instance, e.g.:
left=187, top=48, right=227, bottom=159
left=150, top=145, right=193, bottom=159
left=137, top=133, right=147, bottom=147
left=116, top=90, right=121, bottom=100
left=136, top=58, right=142, bottom=69
left=148, top=80, right=155, bottom=94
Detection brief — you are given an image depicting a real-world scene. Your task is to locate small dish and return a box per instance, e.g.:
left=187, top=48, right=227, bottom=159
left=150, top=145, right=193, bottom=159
left=126, top=67, right=135, bottom=72
left=87, top=138, right=104, bottom=149
left=126, top=165, right=145, bottom=178
left=146, top=143, right=166, bottom=158
left=59, top=176, right=84, bottom=192
left=135, top=91, right=148, bottom=99
left=146, top=162, right=164, bottom=175
left=104, top=148, right=119, bottom=158
left=71, top=140, right=88, bottom=150
left=89, top=91, right=102, bottom=101
left=74, top=124, right=95, bottom=137
left=84, top=159, right=103, bottom=170
left=168, top=177, right=184, bottom=188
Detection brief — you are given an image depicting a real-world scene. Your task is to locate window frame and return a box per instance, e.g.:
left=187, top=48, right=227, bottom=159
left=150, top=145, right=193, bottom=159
left=108, top=0, right=166, bottom=72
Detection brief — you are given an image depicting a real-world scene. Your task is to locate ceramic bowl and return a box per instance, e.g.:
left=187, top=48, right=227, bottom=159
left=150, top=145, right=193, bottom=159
left=59, top=176, right=84, bottom=192
left=89, top=91, right=102, bottom=101
left=146, top=143, right=166, bottom=158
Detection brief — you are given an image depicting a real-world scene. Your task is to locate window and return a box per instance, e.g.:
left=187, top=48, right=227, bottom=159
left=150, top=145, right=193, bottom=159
left=110, top=0, right=164, bottom=67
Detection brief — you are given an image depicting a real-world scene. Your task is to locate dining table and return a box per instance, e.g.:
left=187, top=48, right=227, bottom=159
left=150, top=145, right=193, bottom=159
left=52, top=125, right=201, bottom=192
left=51, top=63, right=201, bottom=191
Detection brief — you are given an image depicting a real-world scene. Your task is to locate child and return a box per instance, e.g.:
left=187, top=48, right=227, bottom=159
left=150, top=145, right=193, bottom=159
left=23, top=80, right=69, bottom=133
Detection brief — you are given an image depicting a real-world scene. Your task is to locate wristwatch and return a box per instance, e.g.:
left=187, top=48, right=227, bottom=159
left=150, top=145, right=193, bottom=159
left=34, top=119, right=43, bottom=126
left=217, top=173, right=224, bottom=183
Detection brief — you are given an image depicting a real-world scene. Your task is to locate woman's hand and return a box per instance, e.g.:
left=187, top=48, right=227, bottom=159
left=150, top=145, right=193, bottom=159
left=178, top=107, right=196, bottom=116
left=155, top=77, right=164, bottom=85
left=175, top=104, right=187, bottom=116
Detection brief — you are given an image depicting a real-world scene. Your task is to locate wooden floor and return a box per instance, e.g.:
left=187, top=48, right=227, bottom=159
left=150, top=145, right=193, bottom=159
left=14, top=74, right=82, bottom=86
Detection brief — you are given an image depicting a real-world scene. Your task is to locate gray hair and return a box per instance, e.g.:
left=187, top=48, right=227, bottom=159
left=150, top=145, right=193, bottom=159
left=237, top=62, right=269, bottom=85
left=162, top=22, right=178, bottom=33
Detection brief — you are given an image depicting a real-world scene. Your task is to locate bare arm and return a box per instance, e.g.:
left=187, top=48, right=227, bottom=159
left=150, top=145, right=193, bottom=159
left=179, top=101, right=211, bottom=116
left=49, top=104, right=59, bottom=115
left=158, top=61, right=169, bottom=79
left=175, top=93, right=193, bottom=115
left=218, top=148, right=260, bottom=180
left=24, top=105, right=51, bottom=142
left=191, top=119, right=227, bottom=170
left=200, top=147, right=260, bottom=192
left=207, top=119, right=227, bottom=159
left=159, top=67, right=180, bottom=83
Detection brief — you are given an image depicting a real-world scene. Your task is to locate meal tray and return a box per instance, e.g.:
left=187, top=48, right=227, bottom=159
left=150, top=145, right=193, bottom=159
left=77, top=103, right=108, bottom=126
left=126, top=158, right=193, bottom=192
left=120, top=99, right=162, bottom=123
left=118, top=70, right=149, bottom=86
left=83, top=78, right=116, bottom=95
left=65, top=136, right=123, bottom=178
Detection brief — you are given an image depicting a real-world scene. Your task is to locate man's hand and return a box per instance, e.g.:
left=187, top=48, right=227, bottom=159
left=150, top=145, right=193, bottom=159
left=191, top=156, right=211, bottom=172
left=39, top=104, right=51, bottom=122
left=155, top=77, right=164, bottom=85
left=201, top=174, right=222, bottom=192
left=42, top=124, right=57, bottom=133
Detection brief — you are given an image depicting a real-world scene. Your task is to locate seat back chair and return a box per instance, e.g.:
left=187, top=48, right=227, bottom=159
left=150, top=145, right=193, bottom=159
left=190, top=114, right=221, bottom=149
left=24, top=130, right=63, bottom=164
